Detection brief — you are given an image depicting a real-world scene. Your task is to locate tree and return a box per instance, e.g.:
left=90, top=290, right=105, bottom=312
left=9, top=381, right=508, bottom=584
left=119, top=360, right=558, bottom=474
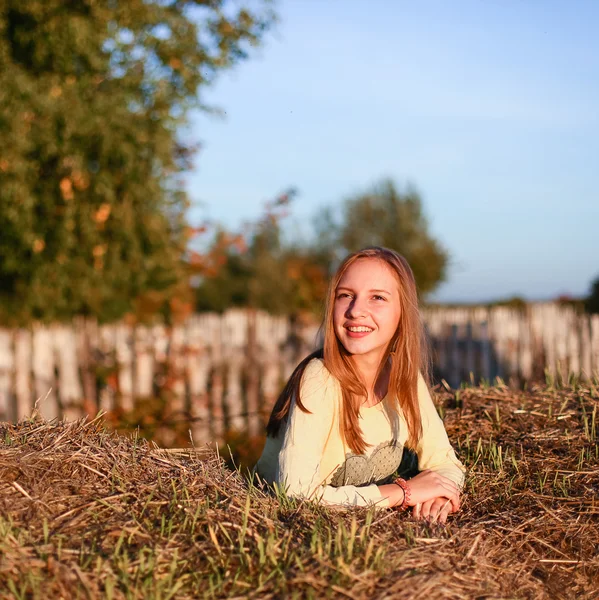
left=193, top=229, right=253, bottom=313
left=585, top=276, right=599, bottom=314
left=194, top=190, right=328, bottom=315
left=314, top=179, right=449, bottom=297
left=0, top=0, right=274, bottom=324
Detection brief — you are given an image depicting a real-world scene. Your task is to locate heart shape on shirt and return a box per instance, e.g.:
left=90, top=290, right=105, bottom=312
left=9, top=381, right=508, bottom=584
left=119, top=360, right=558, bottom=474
left=329, top=441, right=404, bottom=488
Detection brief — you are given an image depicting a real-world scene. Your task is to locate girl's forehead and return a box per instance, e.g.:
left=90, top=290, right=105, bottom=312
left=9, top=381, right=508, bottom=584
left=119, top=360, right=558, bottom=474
left=338, top=258, right=399, bottom=289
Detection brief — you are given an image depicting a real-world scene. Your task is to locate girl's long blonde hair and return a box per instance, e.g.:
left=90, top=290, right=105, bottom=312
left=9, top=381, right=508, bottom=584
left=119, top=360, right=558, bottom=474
left=266, top=247, right=431, bottom=453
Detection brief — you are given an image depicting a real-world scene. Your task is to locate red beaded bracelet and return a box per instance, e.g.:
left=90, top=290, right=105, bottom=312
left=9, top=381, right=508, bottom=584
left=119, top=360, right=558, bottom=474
left=393, top=477, right=411, bottom=510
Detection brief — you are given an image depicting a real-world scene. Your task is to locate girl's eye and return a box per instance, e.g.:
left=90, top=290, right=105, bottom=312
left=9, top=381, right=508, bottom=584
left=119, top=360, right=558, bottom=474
left=373, top=295, right=386, bottom=301
left=337, top=293, right=352, bottom=299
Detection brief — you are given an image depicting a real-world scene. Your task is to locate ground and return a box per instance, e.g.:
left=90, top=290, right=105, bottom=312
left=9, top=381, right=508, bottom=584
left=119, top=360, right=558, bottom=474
left=0, top=378, right=598, bottom=599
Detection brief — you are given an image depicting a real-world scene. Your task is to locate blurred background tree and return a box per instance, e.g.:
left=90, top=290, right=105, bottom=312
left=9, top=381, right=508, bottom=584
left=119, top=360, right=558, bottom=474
left=0, top=0, right=274, bottom=325
left=313, top=179, right=449, bottom=297
left=194, top=189, right=329, bottom=316
left=584, top=276, right=599, bottom=314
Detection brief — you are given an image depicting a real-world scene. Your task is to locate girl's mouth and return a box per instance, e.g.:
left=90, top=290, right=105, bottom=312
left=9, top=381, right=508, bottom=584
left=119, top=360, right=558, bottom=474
left=345, top=326, right=374, bottom=338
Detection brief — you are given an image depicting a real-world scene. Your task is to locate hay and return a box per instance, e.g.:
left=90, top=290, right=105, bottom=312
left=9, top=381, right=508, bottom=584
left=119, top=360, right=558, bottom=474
left=1, top=381, right=598, bottom=599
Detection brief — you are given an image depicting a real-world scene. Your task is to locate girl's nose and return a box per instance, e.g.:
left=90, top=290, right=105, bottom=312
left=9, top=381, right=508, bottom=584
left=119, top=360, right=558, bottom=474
left=347, top=296, right=368, bottom=318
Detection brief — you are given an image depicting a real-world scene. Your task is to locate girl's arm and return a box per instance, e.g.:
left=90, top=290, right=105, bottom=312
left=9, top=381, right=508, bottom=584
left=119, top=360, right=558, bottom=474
left=277, top=360, right=390, bottom=508
left=414, top=372, right=466, bottom=489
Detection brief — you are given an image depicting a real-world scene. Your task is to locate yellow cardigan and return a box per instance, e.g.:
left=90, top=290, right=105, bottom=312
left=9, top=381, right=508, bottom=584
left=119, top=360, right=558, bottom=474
left=256, top=359, right=466, bottom=508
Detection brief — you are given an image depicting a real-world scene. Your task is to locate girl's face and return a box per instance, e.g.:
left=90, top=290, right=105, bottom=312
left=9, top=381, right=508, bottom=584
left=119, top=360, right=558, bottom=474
left=333, top=258, right=401, bottom=362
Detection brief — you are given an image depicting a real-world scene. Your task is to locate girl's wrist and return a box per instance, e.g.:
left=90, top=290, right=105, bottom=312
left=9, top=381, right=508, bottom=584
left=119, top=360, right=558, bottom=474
left=393, top=477, right=411, bottom=510
left=378, top=483, right=406, bottom=509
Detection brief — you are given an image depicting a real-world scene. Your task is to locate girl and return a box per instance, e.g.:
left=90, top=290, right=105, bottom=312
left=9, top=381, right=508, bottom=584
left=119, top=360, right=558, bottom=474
left=256, top=247, right=465, bottom=523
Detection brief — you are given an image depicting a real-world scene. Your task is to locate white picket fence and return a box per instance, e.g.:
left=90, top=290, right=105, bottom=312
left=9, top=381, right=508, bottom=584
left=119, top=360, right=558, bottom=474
left=0, top=303, right=597, bottom=442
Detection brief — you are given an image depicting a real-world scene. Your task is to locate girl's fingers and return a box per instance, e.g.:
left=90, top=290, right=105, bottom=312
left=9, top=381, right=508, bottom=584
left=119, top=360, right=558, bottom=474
left=438, top=482, right=460, bottom=507
left=427, top=498, right=449, bottom=523
left=445, top=494, right=460, bottom=512
left=412, top=503, right=422, bottom=520
left=420, top=499, right=435, bottom=520
left=433, top=489, right=458, bottom=512
left=438, top=500, right=453, bottom=524
left=411, top=494, right=459, bottom=523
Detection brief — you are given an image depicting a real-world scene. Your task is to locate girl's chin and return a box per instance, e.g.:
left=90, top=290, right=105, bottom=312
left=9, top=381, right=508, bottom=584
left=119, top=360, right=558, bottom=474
left=341, top=341, right=386, bottom=357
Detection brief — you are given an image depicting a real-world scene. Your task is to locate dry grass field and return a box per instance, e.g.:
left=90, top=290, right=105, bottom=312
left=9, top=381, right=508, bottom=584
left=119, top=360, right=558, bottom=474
left=1, top=378, right=598, bottom=599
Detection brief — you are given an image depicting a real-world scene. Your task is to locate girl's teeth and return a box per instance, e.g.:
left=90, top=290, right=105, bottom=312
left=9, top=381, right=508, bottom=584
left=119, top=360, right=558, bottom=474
left=349, top=327, right=372, bottom=332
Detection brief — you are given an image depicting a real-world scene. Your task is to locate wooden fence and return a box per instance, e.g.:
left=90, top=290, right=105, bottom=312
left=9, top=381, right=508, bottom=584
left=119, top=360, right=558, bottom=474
left=424, top=303, right=599, bottom=387
left=0, top=303, right=598, bottom=443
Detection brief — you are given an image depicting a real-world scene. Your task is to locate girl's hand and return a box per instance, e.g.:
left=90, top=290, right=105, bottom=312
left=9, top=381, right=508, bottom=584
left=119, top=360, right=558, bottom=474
left=403, top=469, right=460, bottom=512
left=379, top=470, right=460, bottom=511
left=413, top=496, right=457, bottom=524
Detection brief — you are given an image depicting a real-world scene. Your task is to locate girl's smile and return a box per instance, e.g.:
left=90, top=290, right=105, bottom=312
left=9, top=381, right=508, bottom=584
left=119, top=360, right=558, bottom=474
left=345, top=324, right=374, bottom=338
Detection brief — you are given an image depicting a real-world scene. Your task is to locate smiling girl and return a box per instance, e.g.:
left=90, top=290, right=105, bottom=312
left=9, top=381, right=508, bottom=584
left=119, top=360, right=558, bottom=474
left=255, top=247, right=465, bottom=523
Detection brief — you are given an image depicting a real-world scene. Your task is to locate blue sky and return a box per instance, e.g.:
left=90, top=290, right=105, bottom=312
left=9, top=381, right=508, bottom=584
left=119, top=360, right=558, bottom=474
left=186, top=0, right=599, bottom=302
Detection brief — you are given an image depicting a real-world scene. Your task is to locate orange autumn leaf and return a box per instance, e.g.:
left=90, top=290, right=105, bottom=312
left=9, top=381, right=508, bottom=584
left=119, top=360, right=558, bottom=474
left=59, top=178, right=74, bottom=200
left=92, top=244, right=106, bottom=258
left=94, top=204, right=111, bottom=224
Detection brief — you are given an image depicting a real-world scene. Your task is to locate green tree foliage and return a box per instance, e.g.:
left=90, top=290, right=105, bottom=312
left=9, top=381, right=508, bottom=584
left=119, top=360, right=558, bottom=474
left=0, top=0, right=273, bottom=324
left=194, top=230, right=253, bottom=313
left=320, top=179, right=449, bottom=297
left=585, top=276, right=599, bottom=314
